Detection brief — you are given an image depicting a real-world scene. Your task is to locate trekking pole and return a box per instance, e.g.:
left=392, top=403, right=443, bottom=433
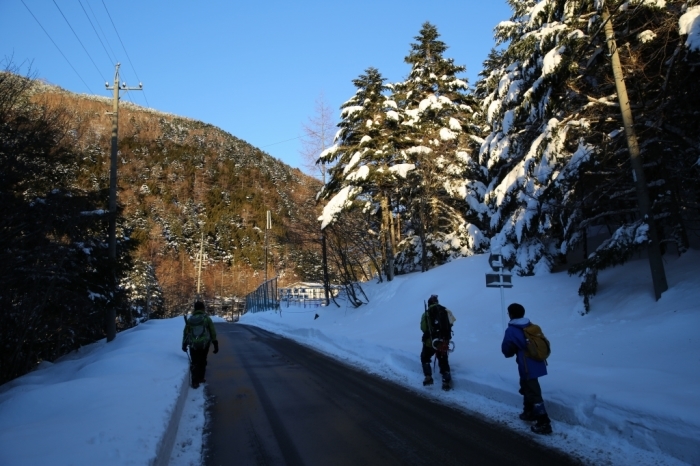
left=183, top=314, right=194, bottom=386
left=186, top=347, right=194, bottom=387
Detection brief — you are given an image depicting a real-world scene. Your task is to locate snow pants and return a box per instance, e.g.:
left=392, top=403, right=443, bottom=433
left=189, top=345, right=210, bottom=385
left=420, top=345, right=450, bottom=376
left=519, top=377, right=544, bottom=406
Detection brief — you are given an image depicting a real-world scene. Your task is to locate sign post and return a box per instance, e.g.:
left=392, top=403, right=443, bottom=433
left=486, top=252, right=513, bottom=330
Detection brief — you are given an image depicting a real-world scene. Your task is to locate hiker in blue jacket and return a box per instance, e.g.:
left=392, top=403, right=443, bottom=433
left=501, top=303, right=552, bottom=434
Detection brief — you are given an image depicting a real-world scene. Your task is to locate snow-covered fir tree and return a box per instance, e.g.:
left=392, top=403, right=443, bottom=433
left=476, top=0, right=700, bottom=310
left=317, top=67, right=408, bottom=280
left=121, top=259, right=164, bottom=322
left=391, top=22, right=488, bottom=272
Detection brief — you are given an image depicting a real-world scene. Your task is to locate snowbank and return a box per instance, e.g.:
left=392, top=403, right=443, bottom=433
left=241, top=251, right=700, bottom=465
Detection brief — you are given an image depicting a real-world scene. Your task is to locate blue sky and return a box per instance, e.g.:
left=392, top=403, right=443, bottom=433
left=1, top=0, right=512, bottom=174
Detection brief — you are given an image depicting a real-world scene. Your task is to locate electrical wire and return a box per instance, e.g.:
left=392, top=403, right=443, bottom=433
left=123, top=89, right=135, bottom=105
left=19, top=0, right=94, bottom=94
left=78, top=0, right=115, bottom=66
left=260, top=135, right=302, bottom=148
left=85, top=0, right=119, bottom=63
left=101, top=0, right=150, bottom=108
left=51, top=0, right=106, bottom=83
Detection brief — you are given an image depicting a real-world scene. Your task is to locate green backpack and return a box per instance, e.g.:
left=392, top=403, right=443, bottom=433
left=523, top=324, right=551, bottom=362
left=186, top=313, right=211, bottom=350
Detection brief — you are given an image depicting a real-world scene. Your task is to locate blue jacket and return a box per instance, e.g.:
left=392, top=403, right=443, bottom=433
left=501, top=317, right=548, bottom=380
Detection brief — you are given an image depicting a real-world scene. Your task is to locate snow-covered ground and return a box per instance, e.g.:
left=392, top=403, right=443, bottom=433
left=0, top=251, right=698, bottom=465
left=240, top=251, right=700, bottom=466
left=0, top=317, right=212, bottom=466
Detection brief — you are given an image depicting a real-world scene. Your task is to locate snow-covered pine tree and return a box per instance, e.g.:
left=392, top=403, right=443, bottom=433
left=121, top=260, right=164, bottom=322
left=317, top=67, right=408, bottom=280
left=477, top=0, right=699, bottom=311
left=476, top=0, right=598, bottom=277
left=391, top=22, right=488, bottom=273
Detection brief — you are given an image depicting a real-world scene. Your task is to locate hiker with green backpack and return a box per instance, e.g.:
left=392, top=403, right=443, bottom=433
left=420, top=294, right=456, bottom=391
left=182, top=301, right=219, bottom=389
left=501, top=303, right=552, bottom=435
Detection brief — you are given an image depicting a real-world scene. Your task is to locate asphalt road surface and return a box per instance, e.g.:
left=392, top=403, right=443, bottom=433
left=203, top=323, right=581, bottom=466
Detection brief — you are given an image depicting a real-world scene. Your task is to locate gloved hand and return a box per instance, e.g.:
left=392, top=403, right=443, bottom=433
left=181, top=344, right=187, bottom=353
left=212, top=340, right=219, bottom=354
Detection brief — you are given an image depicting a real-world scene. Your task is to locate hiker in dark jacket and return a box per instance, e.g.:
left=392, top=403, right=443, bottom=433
left=182, top=301, right=219, bottom=389
left=501, top=302, right=552, bottom=434
left=420, top=294, right=455, bottom=391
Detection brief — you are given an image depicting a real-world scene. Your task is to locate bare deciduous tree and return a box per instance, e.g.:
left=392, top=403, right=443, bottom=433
left=299, top=92, right=336, bottom=183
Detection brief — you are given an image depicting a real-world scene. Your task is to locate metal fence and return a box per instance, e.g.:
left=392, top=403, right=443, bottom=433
left=245, top=277, right=279, bottom=313
left=280, top=297, right=326, bottom=308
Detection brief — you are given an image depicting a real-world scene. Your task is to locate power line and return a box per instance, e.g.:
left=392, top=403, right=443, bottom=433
left=19, top=0, right=94, bottom=94
left=260, top=135, right=302, bottom=148
left=101, top=0, right=150, bottom=108
left=78, top=0, right=115, bottom=65
left=52, top=0, right=106, bottom=83
left=85, top=0, right=119, bottom=63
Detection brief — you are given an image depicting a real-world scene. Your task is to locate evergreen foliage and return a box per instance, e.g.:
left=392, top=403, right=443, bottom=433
left=2, top=0, right=699, bottom=374
left=476, top=0, right=699, bottom=310
left=0, top=69, right=130, bottom=384
left=317, top=67, right=403, bottom=281
left=392, top=22, right=488, bottom=272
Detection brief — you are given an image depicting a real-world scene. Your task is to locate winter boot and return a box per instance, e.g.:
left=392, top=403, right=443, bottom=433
left=422, top=363, right=433, bottom=386
left=519, top=402, right=536, bottom=421
left=530, top=403, right=552, bottom=434
left=441, top=371, right=452, bottom=391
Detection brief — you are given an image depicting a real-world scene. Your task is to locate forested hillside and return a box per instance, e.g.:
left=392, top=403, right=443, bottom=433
left=37, top=83, right=325, bottom=309
left=0, top=70, right=325, bottom=384
left=3, top=0, right=699, bottom=385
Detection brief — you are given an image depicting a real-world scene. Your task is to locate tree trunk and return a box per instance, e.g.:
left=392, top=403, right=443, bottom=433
left=381, top=194, right=395, bottom=281
left=602, top=7, right=668, bottom=300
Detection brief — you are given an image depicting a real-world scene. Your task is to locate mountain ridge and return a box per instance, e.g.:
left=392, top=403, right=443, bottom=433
left=29, top=78, right=325, bottom=313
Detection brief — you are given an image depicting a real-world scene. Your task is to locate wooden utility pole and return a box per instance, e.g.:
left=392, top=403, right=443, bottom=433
left=321, top=232, right=330, bottom=306
left=265, top=210, right=271, bottom=283
left=602, top=8, right=668, bottom=300
left=197, top=232, right=204, bottom=298
left=105, top=63, right=142, bottom=342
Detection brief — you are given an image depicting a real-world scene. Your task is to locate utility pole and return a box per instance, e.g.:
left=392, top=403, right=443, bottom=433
left=322, top=232, right=330, bottom=306
left=602, top=8, right=668, bottom=300
left=317, top=133, right=331, bottom=304
left=105, top=63, right=142, bottom=342
left=265, top=210, right=271, bottom=283
left=197, top=232, right=204, bottom=298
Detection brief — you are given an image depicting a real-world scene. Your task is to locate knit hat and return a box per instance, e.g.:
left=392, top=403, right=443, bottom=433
left=507, top=303, right=525, bottom=318
left=194, top=301, right=205, bottom=311
left=428, top=295, right=438, bottom=305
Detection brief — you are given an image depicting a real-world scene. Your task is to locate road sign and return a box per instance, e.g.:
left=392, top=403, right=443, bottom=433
left=485, top=273, right=513, bottom=288
left=486, top=251, right=513, bottom=330
left=488, top=254, right=503, bottom=271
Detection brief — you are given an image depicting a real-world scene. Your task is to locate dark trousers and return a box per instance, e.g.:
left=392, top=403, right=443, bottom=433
left=519, top=377, right=544, bottom=407
left=420, top=345, right=450, bottom=376
left=189, top=345, right=210, bottom=384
